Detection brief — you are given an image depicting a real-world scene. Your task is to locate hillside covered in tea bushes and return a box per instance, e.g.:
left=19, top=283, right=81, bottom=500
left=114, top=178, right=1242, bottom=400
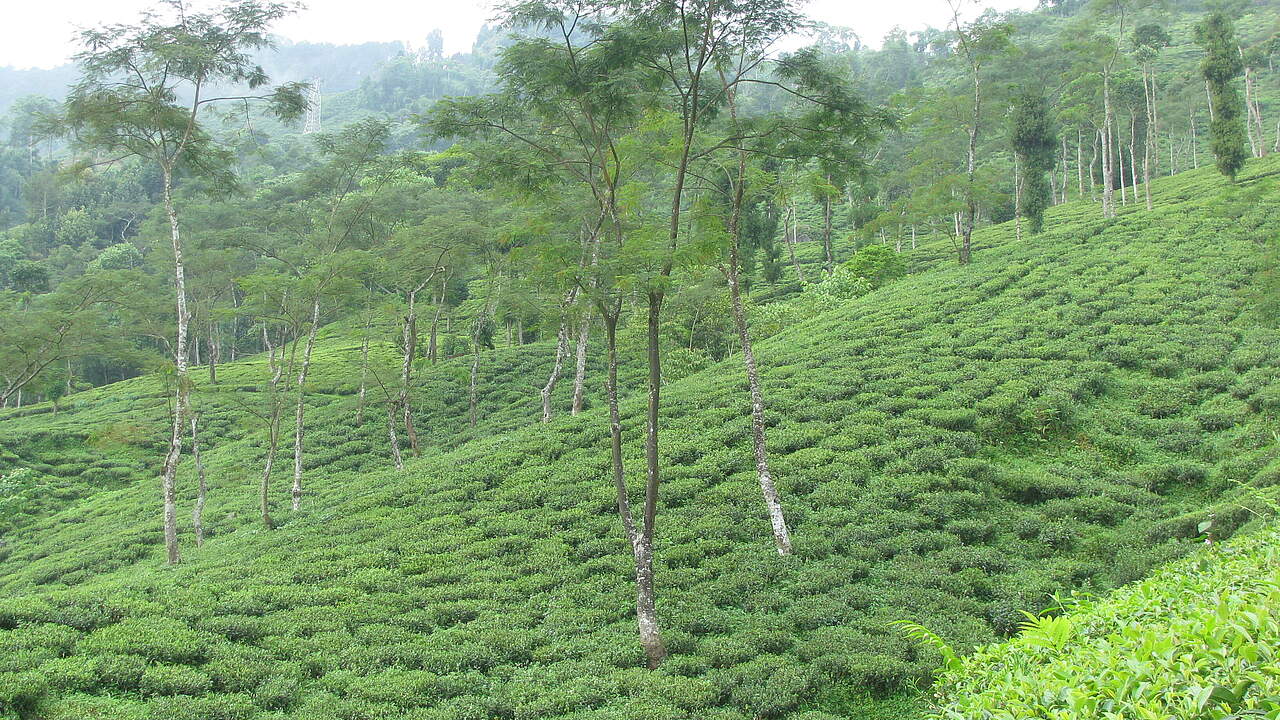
left=928, top=521, right=1280, bottom=719
left=0, top=158, right=1278, bottom=719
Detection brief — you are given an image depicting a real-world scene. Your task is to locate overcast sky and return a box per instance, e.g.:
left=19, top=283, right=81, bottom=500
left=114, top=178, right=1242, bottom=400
left=1, top=0, right=1037, bottom=70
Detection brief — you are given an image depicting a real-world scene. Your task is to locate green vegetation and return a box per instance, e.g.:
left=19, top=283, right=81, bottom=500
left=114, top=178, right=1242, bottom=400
left=929, top=521, right=1280, bottom=719
left=0, top=151, right=1276, bottom=719
left=0, top=0, right=1277, bottom=717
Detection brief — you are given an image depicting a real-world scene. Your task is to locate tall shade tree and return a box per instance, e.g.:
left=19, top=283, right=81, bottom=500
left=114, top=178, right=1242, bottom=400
left=60, top=0, right=307, bottom=564
left=1010, top=89, right=1057, bottom=234
left=944, top=0, right=1012, bottom=263
left=1195, top=13, right=1248, bottom=180
left=715, top=45, right=890, bottom=557
left=1133, top=22, right=1170, bottom=209
left=616, top=0, right=810, bottom=667
left=428, top=0, right=658, bottom=665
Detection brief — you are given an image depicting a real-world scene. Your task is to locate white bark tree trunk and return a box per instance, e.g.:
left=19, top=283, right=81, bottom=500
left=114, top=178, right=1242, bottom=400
left=571, top=313, right=590, bottom=416
left=291, top=299, right=320, bottom=512
left=190, top=412, right=207, bottom=547
left=160, top=168, right=189, bottom=565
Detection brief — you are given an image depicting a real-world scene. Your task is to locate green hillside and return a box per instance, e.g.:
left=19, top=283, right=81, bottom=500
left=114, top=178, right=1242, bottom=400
left=0, top=157, right=1278, bottom=720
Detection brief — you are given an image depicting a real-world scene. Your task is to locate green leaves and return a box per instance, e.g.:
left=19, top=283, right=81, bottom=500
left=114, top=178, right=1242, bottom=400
left=931, top=525, right=1280, bottom=720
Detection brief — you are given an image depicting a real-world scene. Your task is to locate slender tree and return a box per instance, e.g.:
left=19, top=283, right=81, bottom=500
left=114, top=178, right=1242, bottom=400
left=944, top=0, right=1012, bottom=262
left=61, top=0, right=307, bottom=563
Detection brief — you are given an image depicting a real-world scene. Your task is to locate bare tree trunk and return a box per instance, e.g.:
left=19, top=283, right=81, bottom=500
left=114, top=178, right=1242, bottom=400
left=638, top=286, right=668, bottom=670
left=1191, top=108, right=1199, bottom=169
left=428, top=279, right=446, bottom=364
left=1102, top=70, right=1117, bottom=218
left=386, top=401, right=404, bottom=471
left=260, top=326, right=282, bottom=530
left=1061, top=134, right=1070, bottom=204
left=1247, top=65, right=1266, bottom=156
left=959, top=66, right=980, bottom=264
left=571, top=313, right=590, bottom=416
left=400, top=286, right=425, bottom=457
left=291, top=299, right=320, bottom=512
left=1014, top=156, right=1024, bottom=241
left=160, top=168, right=188, bottom=565
left=541, top=290, right=576, bottom=423
left=785, top=203, right=806, bottom=284
left=1128, top=116, right=1139, bottom=210
left=356, top=331, right=369, bottom=427
left=469, top=334, right=481, bottom=428
left=207, top=321, right=220, bottom=385
left=1090, top=129, right=1100, bottom=200
left=1077, top=129, right=1085, bottom=198
left=822, top=176, right=834, bottom=274
left=190, top=412, right=206, bottom=548
left=1143, top=66, right=1154, bottom=210
left=601, top=310, right=663, bottom=668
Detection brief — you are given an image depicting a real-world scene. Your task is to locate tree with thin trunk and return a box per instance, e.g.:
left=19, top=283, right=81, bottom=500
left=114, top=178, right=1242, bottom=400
left=706, top=46, right=888, bottom=555
left=189, top=410, right=207, bottom=547
left=944, top=0, right=1012, bottom=263
left=1134, top=23, right=1169, bottom=210
left=427, top=0, right=656, bottom=664
left=60, top=0, right=307, bottom=564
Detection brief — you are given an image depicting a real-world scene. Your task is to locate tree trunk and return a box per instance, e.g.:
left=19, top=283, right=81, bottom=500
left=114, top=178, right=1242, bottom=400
left=291, top=299, right=320, bottom=512
left=356, top=328, right=370, bottom=427
left=1102, top=72, right=1116, bottom=218
left=822, top=177, right=834, bottom=274
left=1014, top=155, right=1023, bottom=242
left=1143, top=66, right=1154, bottom=210
left=469, top=337, right=481, bottom=428
left=190, top=412, right=207, bottom=548
left=1061, top=134, right=1070, bottom=204
left=260, top=326, right=281, bottom=530
left=1190, top=108, right=1199, bottom=169
left=160, top=168, right=188, bottom=566
left=428, top=279, right=446, bottom=364
left=571, top=313, right=590, bottom=416
left=386, top=400, right=404, bottom=471
left=541, top=290, right=576, bottom=423
left=600, top=310, right=663, bottom=668
left=960, top=67, right=980, bottom=264
left=400, top=286, right=424, bottom=457
left=1077, top=129, right=1085, bottom=198
left=207, top=321, right=220, bottom=385
left=785, top=203, right=805, bottom=284
left=1128, top=116, right=1139, bottom=209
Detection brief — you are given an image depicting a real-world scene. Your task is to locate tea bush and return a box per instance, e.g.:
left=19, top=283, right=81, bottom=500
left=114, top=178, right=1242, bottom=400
left=929, top=524, right=1280, bottom=720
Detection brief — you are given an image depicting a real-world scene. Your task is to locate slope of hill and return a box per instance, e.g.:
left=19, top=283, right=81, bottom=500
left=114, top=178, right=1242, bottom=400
left=0, top=157, right=1278, bottom=719
left=928, top=521, right=1280, bottom=719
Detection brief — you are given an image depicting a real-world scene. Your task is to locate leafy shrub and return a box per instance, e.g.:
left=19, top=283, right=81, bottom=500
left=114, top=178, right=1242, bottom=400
left=139, top=664, right=213, bottom=697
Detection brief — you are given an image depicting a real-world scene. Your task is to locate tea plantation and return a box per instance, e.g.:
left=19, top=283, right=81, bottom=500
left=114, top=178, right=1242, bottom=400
left=0, top=158, right=1278, bottom=719
left=930, top=522, right=1280, bottom=719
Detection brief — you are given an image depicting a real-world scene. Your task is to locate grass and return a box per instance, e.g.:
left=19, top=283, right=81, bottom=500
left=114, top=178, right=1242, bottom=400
left=0, top=156, right=1277, bottom=719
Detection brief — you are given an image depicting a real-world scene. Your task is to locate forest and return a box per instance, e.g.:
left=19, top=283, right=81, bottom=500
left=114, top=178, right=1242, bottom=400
left=0, top=0, right=1278, bottom=718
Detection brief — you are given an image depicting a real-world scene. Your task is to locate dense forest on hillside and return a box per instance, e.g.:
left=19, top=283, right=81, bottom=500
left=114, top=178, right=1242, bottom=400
left=0, top=0, right=1278, bottom=718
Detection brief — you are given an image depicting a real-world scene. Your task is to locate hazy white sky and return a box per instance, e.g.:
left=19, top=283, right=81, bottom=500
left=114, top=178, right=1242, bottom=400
left=0, top=0, right=1036, bottom=70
